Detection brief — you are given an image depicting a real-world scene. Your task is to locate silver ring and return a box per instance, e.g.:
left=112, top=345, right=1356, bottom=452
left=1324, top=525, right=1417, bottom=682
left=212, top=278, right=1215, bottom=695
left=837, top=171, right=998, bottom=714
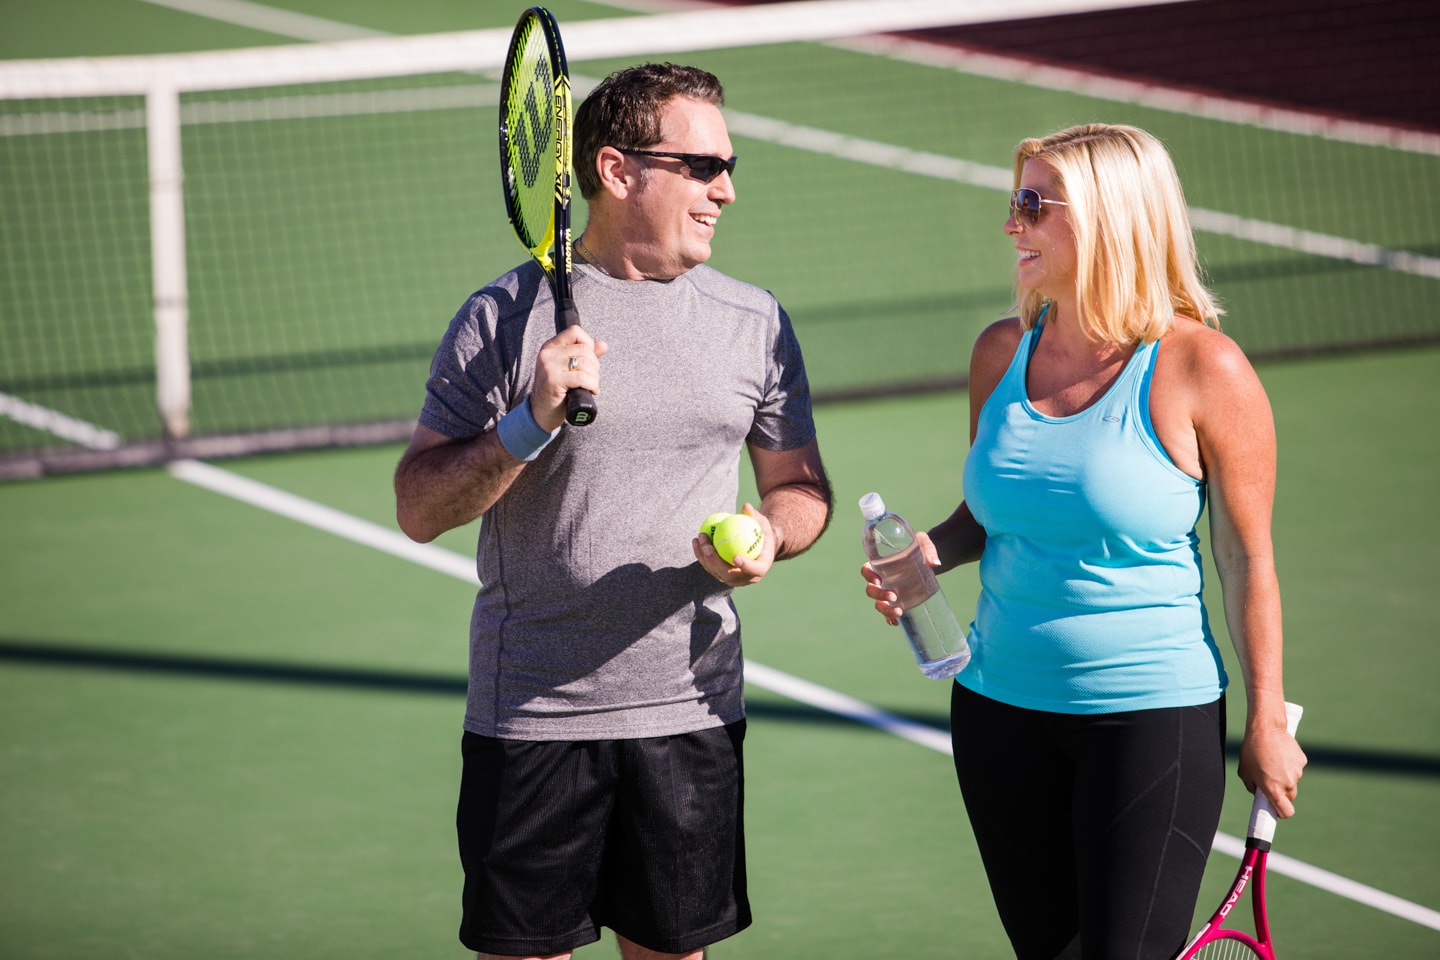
left=567, top=356, right=581, bottom=372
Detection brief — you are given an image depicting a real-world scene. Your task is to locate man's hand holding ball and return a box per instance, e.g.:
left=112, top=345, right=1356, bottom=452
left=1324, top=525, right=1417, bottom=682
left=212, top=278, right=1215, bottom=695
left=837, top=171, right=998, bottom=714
left=695, top=505, right=774, bottom=586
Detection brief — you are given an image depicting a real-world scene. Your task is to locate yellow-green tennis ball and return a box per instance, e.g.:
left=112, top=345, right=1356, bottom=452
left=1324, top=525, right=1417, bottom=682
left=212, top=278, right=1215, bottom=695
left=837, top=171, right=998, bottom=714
left=698, top=512, right=731, bottom=541
left=711, top=513, right=763, bottom=565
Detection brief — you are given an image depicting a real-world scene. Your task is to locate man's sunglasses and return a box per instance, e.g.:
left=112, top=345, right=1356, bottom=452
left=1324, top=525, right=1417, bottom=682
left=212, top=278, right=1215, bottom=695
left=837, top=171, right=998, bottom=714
left=1010, top=187, right=1068, bottom=225
left=618, top=149, right=738, bottom=183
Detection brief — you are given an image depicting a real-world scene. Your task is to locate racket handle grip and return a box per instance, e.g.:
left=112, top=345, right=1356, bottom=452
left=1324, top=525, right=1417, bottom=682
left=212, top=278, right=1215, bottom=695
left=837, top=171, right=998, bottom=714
left=1248, top=701, right=1304, bottom=844
left=566, top=387, right=597, bottom=426
left=556, top=295, right=598, bottom=427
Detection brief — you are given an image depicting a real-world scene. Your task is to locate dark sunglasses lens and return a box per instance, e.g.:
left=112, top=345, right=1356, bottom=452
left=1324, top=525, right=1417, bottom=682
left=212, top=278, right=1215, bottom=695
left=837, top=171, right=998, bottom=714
left=1011, top=189, right=1042, bottom=223
left=688, top=156, right=734, bottom=182
left=688, top=157, right=722, bottom=181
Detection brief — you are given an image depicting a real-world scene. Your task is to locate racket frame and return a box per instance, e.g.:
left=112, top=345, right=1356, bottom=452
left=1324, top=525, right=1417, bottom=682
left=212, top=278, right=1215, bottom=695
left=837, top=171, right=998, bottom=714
left=1175, top=702, right=1303, bottom=960
left=498, top=6, right=596, bottom=426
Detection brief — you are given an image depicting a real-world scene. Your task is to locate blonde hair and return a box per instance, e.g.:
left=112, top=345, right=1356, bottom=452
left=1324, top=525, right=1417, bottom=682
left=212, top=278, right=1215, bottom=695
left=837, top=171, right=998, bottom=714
left=1013, top=123, right=1222, bottom=343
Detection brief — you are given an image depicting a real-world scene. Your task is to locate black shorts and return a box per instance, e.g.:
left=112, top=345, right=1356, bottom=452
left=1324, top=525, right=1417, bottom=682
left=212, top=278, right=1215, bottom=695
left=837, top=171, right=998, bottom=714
left=457, top=721, right=750, bottom=956
left=951, top=685, right=1226, bottom=960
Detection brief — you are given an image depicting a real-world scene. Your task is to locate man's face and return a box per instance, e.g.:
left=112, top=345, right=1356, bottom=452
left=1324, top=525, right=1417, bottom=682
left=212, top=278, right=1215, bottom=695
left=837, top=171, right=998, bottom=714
left=621, top=96, right=736, bottom=280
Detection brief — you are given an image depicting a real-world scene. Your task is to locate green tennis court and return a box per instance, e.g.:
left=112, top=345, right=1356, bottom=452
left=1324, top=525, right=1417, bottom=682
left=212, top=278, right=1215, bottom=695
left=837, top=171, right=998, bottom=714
left=2, top=2, right=1438, bottom=958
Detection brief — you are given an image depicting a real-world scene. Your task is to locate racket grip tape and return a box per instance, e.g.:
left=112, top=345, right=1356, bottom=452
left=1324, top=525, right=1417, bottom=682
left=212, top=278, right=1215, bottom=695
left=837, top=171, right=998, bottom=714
left=1248, top=701, right=1303, bottom=844
left=566, top=388, right=597, bottom=426
left=556, top=295, right=597, bottom=426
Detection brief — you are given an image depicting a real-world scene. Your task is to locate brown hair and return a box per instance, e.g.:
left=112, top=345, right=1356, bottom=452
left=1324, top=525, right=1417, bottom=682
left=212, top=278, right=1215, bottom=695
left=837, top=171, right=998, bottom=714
left=574, top=63, right=725, bottom=200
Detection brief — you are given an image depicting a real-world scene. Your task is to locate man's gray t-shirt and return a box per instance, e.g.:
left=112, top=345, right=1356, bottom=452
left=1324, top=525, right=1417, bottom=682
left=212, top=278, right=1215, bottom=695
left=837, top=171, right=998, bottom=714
left=419, top=260, right=817, bottom=740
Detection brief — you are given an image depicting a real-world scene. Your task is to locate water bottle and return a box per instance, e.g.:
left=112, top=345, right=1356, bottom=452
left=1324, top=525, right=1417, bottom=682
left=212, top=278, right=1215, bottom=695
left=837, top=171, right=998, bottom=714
left=859, top=492, right=971, bottom=679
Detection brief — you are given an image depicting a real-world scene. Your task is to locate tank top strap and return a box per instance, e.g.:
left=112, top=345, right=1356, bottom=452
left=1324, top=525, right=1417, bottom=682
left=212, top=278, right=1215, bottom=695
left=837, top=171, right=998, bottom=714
left=1127, top=336, right=1189, bottom=472
left=1114, top=335, right=1157, bottom=395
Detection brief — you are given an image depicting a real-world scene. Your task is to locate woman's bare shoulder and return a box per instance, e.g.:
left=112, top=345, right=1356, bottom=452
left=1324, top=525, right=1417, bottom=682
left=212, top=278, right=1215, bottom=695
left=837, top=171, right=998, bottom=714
left=1156, top=317, right=1270, bottom=425
left=972, top=316, right=1025, bottom=371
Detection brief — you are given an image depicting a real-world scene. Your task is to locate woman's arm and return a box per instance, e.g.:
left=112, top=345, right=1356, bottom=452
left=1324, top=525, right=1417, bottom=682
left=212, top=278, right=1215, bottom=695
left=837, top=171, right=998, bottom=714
left=1185, top=327, right=1307, bottom=816
left=861, top=318, right=1020, bottom=617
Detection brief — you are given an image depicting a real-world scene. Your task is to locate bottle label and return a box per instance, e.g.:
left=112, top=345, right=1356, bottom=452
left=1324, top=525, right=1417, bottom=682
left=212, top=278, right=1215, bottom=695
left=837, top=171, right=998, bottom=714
left=870, top=543, right=940, bottom=609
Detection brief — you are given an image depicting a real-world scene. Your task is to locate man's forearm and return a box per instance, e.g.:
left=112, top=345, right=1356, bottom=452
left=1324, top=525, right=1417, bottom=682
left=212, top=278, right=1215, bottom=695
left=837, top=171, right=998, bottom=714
left=395, top=429, right=524, bottom=543
left=760, top=480, right=833, bottom=560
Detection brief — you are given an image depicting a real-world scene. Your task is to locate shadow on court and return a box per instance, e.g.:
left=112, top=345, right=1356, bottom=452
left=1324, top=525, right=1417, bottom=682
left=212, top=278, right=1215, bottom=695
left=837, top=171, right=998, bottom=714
left=3, top=636, right=1434, bottom=780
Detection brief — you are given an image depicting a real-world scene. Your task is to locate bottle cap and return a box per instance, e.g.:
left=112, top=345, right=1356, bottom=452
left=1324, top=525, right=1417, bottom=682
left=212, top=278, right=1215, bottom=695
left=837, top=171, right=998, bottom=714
left=858, top=492, right=886, bottom=521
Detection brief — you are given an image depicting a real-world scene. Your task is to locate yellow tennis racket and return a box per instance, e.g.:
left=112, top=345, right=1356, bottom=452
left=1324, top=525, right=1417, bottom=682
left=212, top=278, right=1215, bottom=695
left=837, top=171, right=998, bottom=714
left=498, top=6, right=595, bottom=426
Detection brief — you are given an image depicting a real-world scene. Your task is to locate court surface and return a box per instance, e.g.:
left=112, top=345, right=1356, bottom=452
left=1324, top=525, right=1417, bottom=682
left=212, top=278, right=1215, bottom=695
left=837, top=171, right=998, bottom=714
left=2, top=2, right=1438, bottom=958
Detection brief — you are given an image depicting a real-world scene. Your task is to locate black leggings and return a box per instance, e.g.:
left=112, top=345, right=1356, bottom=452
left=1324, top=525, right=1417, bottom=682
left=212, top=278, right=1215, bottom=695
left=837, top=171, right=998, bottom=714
left=950, top=684, right=1226, bottom=960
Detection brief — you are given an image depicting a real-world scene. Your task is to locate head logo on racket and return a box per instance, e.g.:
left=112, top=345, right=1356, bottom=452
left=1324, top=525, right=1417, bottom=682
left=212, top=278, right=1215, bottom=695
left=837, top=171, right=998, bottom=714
left=1175, top=702, right=1304, bottom=960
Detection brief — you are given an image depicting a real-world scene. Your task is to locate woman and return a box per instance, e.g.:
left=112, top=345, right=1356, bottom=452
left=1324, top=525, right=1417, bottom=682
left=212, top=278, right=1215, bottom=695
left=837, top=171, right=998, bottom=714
left=861, top=124, right=1306, bottom=959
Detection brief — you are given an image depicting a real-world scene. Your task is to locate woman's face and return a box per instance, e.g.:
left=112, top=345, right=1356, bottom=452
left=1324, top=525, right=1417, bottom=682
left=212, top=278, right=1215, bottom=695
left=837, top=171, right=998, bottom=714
left=1006, top=158, right=1077, bottom=302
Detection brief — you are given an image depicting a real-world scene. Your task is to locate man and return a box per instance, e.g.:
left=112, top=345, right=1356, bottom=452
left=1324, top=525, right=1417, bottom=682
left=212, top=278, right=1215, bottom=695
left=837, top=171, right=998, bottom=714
left=394, top=63, right=832, bottom=960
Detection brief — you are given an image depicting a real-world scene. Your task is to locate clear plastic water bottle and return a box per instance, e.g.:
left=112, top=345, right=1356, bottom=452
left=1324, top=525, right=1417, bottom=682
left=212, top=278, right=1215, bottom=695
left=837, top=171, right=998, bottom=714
left=859, top=492, right=971, bottom=679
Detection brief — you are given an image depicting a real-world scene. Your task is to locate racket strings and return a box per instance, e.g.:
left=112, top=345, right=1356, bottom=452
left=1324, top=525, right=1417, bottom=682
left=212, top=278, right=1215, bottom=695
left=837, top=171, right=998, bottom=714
left=515, top=72, right=552, bottom=190
left=501, top=23, right=558, bottom=256
left=1189, top=932, right=1267, bottom=959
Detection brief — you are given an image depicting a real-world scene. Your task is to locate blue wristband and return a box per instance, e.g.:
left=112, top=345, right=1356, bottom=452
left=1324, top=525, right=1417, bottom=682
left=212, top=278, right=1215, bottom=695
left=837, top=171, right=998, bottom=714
left=495, top=398, right=560, bottom=462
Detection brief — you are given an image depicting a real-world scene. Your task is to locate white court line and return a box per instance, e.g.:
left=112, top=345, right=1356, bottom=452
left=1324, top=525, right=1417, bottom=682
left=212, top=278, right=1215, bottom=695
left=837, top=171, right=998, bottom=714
left=166, top=457, right=1440, bottom=934
left=0, top=2, right=1420, bottom=279
left=1209, top=834, right=1440, bottom=932
left=136, top=0, right=1185, bottom=46
left=133, top=0, right=387, bottom=41
left=838, top=34, right=1440, bottom=157
left=722, top=110, right=1440, bottom=283
left=0, top=391, right=121, bottom=450
left=124, top=0, right=1438, bottom=158
left=742, top=660, right=953, bottom=755
left=167, top=458, right=477, bottom=583
left=0, top=85, right=495, bottom=136
left=7, top=82, right=1433, bottom=282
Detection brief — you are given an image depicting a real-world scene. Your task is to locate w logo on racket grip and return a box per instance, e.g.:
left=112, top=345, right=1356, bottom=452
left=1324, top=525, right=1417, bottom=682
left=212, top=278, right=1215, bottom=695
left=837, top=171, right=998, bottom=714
left=514, top=67, right=553, bottom=189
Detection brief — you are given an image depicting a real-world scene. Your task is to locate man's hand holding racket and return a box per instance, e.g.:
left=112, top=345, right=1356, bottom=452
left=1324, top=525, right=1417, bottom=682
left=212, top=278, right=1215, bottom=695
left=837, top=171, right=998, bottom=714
left=529, top=327, right=607, bottom=431
left=500, top=6, right=598, bottom=427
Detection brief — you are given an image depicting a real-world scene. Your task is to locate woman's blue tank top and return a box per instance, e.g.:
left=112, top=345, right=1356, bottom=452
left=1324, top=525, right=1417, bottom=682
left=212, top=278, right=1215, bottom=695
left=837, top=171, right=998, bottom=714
left=958, top=321, right=1227, bottom=714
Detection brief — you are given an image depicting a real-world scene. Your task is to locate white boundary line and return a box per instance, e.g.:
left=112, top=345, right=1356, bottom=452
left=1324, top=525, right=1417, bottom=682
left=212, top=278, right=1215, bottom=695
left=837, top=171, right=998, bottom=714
left=723, top=110, right=1440, bottom=282
left=1209, top=834, right=1440, bottom=932
left=742, top=660, right=953, bottom=755
left=166, top=458, right=478, bottom=583
left=837, top=34, right=1440, bottom=157
left=0, top=390, right=121, bottom=450
left=165, top=457, right=1440, bottom=934
left=0, top=0, right=1185, bottom=96
left=5, top=0, right=1431, bottom=164
left=3, top=81, right=1434, bottom=282
left=133, top=0, right=388, bottom=41
left=3, top=3, right=1433, bottom=282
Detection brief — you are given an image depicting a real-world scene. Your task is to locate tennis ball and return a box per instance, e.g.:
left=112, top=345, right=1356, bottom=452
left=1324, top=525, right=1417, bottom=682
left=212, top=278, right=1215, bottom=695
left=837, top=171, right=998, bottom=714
left=698, top=512, right=731, bottom=541
left=710, top=513, right=764, bottom=565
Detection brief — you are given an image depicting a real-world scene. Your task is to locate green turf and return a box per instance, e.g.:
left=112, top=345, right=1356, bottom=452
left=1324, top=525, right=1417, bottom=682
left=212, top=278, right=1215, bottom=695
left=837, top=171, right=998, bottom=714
left=3, top=348, right=1439, bottom=958
left=3, top=3, right=1439, bottom=957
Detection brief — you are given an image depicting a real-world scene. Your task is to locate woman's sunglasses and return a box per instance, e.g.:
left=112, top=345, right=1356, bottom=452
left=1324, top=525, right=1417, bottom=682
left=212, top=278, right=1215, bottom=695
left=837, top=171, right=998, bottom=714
left=618, top=148, right=739, bottom=183
left=1010, top=187, right=1068, bottom=226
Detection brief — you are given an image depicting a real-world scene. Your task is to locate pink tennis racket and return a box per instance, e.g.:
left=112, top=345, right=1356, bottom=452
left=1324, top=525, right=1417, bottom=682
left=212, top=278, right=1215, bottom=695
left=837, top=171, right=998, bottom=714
left=1176, top=702, right=1303, bottom=959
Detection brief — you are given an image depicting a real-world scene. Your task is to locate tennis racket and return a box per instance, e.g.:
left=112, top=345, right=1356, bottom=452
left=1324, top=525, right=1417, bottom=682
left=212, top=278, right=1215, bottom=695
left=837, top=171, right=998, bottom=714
left=498, top=6, right=596, bottom=426
left=1175, top=702, right=1304, bottom=960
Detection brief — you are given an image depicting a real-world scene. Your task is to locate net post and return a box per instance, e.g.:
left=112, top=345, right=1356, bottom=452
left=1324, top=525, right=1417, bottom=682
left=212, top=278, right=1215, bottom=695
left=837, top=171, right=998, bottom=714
left=146, top=78, right=191, bottom=441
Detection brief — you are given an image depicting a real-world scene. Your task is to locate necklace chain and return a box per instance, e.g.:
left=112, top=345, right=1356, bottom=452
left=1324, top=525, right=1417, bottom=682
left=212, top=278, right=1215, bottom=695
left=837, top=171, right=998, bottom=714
left=574, top=235, right=611, bottom=276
